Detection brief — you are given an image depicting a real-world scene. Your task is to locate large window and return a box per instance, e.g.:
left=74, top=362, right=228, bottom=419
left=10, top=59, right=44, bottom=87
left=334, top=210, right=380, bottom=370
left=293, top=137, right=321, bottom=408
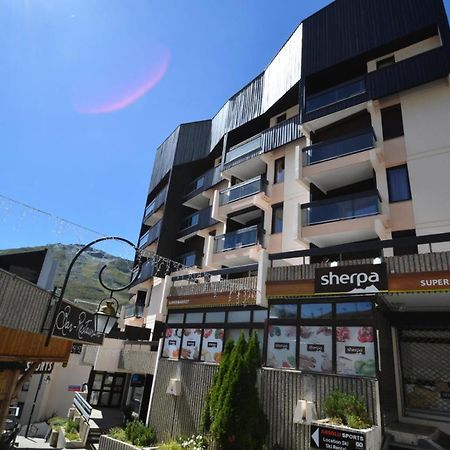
left=163, top=309, right=266, bottom=363
left=266, top=301, right=377, bottom=377
left=88, top=372, right=126, bottom=407
left=387, top=165, right=412, bottom=202
left=381, top=104, right=404, bottom=140
left=272, top=204, right=283, bottom=234
left=274, top=157, right=285, bottom=184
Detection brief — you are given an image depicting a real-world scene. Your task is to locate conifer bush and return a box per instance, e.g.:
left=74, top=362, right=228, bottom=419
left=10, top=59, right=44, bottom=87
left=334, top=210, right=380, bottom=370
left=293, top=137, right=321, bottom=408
left=202, top=332, right=267, bottom=450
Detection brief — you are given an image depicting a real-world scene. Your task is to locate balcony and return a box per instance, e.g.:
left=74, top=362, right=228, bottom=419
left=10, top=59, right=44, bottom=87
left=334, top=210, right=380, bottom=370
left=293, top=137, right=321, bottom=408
left=124, top=304, right=145, bottom=319
left=300, top=128, right=379, bottom=192
left=139, top=220, right=162, bottom=251
left=184, top=166, right=223, bottom=210
left=178, top=206, right=218, bottom=242
left=225, top=135, right=262, bottom=165
left=212, top=225, right=263, bottom=266
left=300, top=191, right=388, bottom=247
left=143, top=186, right=167, bottom=226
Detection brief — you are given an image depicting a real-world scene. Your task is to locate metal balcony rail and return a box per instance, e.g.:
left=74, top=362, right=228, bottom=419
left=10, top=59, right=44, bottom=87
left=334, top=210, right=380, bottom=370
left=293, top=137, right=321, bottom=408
left=185, top=166, right=222, bottom=198
left=225, top=134, right=262, bottom=164
left=144, top=185, right=168, bottom=219
left=301, top=190, right=381, bottom=226
left=139, top=220, right=162, bottom=248
left=214, top=225, right=260, bottom=252
left=219, top=176, right=265, bottom=206
left=124, top=304, right=144, bottom=319
left=305, top=76, right=366, bottom=112
left=303, top=128, right=376, bottom=166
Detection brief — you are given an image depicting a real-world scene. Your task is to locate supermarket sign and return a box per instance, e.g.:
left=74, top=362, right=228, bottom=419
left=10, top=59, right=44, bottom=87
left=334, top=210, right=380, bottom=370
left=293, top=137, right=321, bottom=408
left=315, top=264, right=387, bottom=294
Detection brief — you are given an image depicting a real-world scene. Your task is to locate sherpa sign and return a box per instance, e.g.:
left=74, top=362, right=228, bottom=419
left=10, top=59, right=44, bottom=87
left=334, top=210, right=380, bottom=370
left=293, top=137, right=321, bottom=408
left=315, top=264, right=387, bottom=294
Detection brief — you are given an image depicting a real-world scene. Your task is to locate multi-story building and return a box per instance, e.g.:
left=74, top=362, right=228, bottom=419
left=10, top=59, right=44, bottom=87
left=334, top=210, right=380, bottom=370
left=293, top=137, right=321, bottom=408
left=126, top=0, right=450, bottom=447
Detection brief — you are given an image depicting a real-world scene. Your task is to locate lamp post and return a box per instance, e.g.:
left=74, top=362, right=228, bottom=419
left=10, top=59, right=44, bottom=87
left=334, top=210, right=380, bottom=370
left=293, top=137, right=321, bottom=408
left=46, top=236, right=141, bottom=344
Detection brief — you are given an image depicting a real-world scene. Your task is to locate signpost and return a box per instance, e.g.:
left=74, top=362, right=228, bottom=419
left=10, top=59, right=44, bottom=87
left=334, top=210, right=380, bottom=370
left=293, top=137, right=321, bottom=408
left=310, top=424, right=366, bottom=450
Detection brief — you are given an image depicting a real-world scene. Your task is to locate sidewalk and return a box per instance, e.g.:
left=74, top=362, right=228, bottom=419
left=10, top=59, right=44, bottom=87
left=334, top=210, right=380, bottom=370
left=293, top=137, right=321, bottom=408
left=14, top=436, right=95, bottom=450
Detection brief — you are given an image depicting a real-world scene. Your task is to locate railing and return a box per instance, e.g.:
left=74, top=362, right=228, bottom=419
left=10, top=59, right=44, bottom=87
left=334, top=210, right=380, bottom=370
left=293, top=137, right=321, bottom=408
left=225, top=134, right=262, bottom=164
left=73, top=392, right=92, bottom=422
left=219, top=176, right=266, bottom=206
left=214, top=225, right=261, bottom=252
left=305, top=76, right=366, bottom=112
left=178, top=206, right=216, bottom=237
left=185, top=166, right=222, bottom=198
left=139, top=220, right=162, bottom=248
left=124, top=304, right=144, bottom=319
left=177, top=251, right=199, bottom=267
left=170, top=276, right=257, bottom=297
left=303, top=128, right=376, bottom=166
left=301, top=190, right=381, bottom=226
left=261, top=114, right=302, bottom=152
left=144, top=185, right=168, bottom=220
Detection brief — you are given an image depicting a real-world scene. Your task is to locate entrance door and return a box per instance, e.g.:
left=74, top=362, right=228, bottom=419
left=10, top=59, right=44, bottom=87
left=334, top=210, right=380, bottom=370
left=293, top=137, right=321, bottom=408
left=89, top=372, right=126, bottom=408
left=399, top=328, right=450, bottom=419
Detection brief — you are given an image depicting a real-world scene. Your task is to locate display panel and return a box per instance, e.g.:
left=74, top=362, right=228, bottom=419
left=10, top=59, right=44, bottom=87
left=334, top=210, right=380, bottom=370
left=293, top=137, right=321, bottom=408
left=180, top=328, right=202, bottom=360
left=336, top=326, right=376, bottom=377
left=162, top=327, right=182, bottom=359
left=266, top=325, right=297, bottom=369
left=299, top=326, right=333, bottom=373
left=201, top=328, right=224, bottom=363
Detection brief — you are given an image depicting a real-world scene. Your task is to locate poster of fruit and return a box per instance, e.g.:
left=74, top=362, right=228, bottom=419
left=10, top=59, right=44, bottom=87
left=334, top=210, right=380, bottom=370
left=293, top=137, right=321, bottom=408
left=162, top=328, right=182, bottom=359
left=266, top=325, right=297, bottom=369
left=336, top=326, right=376, bottom=377
left=180, top=328, right=202, bottom=360
left=201, top=328, right=224, bottom=363
left=299, top=326, right=333, bottom=373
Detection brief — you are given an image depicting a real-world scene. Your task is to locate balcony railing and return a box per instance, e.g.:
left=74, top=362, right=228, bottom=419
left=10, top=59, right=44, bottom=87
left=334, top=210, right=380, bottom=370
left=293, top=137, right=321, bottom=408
left=139, top=220, right=162, bottom=249
left=303, top=128, right=376, bottom=166
left=219, top=176, right=266, bottom=206
left=144, top=185, right=168, bottom=220
left=225, top=135, right=262, bottom=165
left=214, top=225, right=261, bottom=253
left=305, top=77, right=366, bottom=113
left=185, top=166, right=222, bottom=198
left=178, top=206, right=216, bottom=238
left=301, top=190, right=381, bottom=226
left=124, top=304, right=145, bottom=319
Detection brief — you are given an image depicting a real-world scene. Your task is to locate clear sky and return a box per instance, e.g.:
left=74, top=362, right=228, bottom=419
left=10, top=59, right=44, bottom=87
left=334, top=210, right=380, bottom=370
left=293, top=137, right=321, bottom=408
left=1, top=0, right=449, bottom=256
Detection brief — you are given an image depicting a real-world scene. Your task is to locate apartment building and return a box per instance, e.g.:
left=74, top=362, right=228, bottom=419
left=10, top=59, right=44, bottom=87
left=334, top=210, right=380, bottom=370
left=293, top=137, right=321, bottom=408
left=126, top=0, right=450, bottom=447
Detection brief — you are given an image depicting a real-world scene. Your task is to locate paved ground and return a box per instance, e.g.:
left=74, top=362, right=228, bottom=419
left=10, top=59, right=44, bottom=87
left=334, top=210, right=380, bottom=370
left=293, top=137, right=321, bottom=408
left=14, top=436, right=96, bottom=450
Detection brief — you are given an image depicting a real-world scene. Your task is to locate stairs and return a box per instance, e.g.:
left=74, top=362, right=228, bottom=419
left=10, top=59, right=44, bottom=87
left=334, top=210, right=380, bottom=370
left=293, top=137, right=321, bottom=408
left=384, top=422, right=450, bottom=449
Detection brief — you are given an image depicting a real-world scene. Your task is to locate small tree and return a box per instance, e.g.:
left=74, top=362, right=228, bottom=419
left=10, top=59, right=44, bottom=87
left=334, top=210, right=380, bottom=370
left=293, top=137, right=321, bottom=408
left=203, top=332, right=267, bottom=450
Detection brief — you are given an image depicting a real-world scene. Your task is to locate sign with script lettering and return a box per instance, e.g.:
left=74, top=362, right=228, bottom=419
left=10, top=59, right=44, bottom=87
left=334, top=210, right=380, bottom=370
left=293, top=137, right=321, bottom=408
left=52, top=301, right=103, bottom=344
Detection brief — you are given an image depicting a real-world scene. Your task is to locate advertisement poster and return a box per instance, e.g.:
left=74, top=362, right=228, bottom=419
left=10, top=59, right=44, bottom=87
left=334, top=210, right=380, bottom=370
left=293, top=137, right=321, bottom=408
left=299, top=326, right=333, bottom=373
left=162, top=328, right=182, bottom=359
left=336, top=326, right=376, bottom=377
left=180, top=328, right=202, bottom=360
left=266, top=325, right=297, bottom=369
left=201, top=328, right=224, bottom=363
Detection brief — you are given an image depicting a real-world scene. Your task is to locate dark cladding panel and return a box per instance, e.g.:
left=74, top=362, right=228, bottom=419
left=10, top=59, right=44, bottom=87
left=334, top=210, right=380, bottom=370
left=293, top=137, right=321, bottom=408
left=149, top=127, right=180, bottom=192
left=174, top=121, right=211, bottom=166
left=302, top=0, right=448, bottom=76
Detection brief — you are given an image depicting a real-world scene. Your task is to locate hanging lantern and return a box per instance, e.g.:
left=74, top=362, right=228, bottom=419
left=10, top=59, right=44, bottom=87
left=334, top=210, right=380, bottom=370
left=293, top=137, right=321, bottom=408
left=94, top=297, right=118, bottom=336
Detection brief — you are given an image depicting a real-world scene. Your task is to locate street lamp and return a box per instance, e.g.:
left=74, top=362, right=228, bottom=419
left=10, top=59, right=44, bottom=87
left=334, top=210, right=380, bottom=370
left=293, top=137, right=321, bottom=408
left=46, top=236, right=141, bottom=344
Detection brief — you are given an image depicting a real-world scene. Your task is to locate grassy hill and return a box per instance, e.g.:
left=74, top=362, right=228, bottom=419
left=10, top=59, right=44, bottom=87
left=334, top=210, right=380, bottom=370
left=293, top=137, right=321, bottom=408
left=0, top=243, right=133, bottom=307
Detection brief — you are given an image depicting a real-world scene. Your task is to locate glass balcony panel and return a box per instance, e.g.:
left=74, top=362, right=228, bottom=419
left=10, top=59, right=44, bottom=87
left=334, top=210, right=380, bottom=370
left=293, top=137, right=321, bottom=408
left=214, top=225, right=259, bottom=252
left=139, top=220, right=162, bottom=248
left=145, top=200, right=155, bottom=217
left=302, top=193, right=380, bottom=226
left=225, top=135, right=262, bottom=164
left=180, top=212, right=200, bottom=231
left=219, top=176, right=264, bottom=205
left=305, top=77, right=366, bottom=112
left=303, top=129, right=375, bottom=166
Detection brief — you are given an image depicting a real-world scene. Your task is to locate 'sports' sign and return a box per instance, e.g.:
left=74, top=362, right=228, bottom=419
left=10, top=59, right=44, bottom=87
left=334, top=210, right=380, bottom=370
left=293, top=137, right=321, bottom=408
left=310, top=424, right=366, bottom=450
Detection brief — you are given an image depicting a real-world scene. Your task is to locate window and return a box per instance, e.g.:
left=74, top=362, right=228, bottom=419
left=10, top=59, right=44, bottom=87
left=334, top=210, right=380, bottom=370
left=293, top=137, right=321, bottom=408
left=381, top=104, right=404, bottom=140
left=274, top=157, right=285, bottom=183
left=376, top=55, right=395, bottom=70
left=270, top=304, right=297, bottom=319
left=276, top=113, right=287, bottom=124
left=267, top=325, right=297, bottom=368
left=387, top=165, right=412, bottom=202
left=272, top=204, right=283, bottom=234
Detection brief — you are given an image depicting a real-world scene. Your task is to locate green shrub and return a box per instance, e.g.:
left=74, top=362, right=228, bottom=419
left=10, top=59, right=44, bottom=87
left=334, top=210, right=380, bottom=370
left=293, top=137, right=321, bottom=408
left=64, top=420, right=78, bottom=435
left=48, top=417, right=68, bottom=431
left=125, top=420, right=157, bottom=447
left=109, top=427, right=128, bottom=443
left=158, top=442, right=183, bottom=450
left=323, top=391, right=371, bottom=429
left=65, top=431, right=81, bottom=442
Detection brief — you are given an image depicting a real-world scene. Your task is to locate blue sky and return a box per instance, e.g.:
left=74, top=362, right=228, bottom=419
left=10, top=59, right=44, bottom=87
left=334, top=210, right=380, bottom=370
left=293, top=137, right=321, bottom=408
left=1, top=0, right=449, bottom=257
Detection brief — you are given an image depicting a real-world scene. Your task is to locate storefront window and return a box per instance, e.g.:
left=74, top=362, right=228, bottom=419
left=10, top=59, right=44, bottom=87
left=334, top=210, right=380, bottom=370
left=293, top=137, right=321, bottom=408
left=180, top=328, right=202, bottom=359
left=336, top=302, right=372, bottom=319
left=167, top=313, right=184, bottom=324
left=185, top=312, right=203, bottom=323
left=299, top=326, right=333, bottom=373
left=301, top=303, right=332, bottom=319
left=270, top=304, right=297, bottom=319
left=162, top=327, right=182, bottom=359
left=336, top=326, right=376, bottom=377
left=228, top=310, right=251, bottom=322
left=253, top=310, right=268, bottom=322
left=205, top=311, right=226, bottom=323
left=226, top=328, right=249, bottom=342
left=201, top=328, right=224, bottom=363
left=266, top=325, right=297, bottom=369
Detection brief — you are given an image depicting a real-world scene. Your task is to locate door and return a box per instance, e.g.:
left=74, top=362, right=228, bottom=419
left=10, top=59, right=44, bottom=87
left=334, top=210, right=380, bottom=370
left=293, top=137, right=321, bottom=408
left=88, top=372, right=126, bottom=408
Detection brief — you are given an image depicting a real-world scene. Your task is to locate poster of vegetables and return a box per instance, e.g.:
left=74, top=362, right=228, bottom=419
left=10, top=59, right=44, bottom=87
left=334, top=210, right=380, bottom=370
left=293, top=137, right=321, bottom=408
left=299, top=326, right=332, bottom=373
left=201, top=328, right=224, bottom=363
left=336, top=326, right=376, bottom=377
left=266, top=325, right=297, bottom=369
left=180, top=328, right=202, bottom=360
left=162, top=328, right=182, bottom=359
